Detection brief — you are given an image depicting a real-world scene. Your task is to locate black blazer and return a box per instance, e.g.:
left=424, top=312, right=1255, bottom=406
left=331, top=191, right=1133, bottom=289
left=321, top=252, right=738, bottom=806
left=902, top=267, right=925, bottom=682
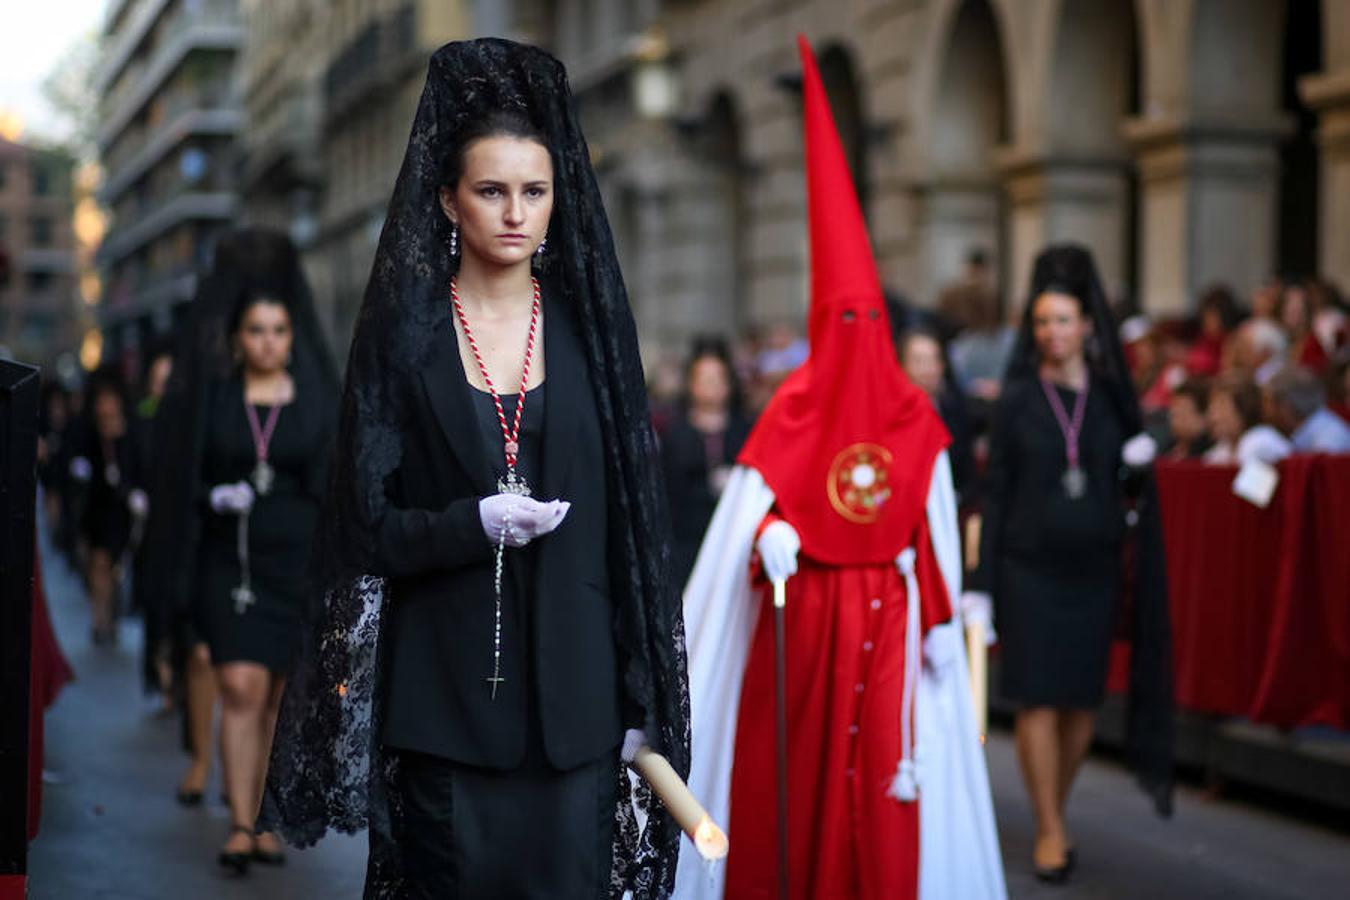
left=376, top=290, right=622, bottom=771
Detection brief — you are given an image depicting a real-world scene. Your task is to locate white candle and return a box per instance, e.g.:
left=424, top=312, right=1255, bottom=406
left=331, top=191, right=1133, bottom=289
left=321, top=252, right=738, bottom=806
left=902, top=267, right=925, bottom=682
left=631, top=746, right=729, bottom=860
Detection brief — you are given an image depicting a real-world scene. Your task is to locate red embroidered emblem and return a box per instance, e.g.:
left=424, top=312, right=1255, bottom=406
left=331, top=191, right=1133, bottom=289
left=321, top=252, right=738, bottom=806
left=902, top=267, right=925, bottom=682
left=827, top=443, right=893, bottom=523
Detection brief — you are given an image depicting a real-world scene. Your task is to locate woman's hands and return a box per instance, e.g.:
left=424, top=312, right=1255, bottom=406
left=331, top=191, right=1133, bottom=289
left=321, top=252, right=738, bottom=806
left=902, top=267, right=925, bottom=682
left=210, top=482, right=256, bottom=515
left=478, top=494, right=571, bottom=547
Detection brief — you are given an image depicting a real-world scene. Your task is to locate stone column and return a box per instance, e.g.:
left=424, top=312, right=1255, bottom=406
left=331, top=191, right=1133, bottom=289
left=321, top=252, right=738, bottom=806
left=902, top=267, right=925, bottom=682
left=998, top=151, right=1132, bottom=311
left=914, top=177, right=1002, bottom=307
left=1124, top=115, right=1288, bottom=317
left=1301, top=70, right=1350, bottom=292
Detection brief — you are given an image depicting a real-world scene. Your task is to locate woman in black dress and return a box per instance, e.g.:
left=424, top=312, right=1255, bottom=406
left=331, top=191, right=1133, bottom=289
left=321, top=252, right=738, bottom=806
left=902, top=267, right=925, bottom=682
left=74, top=369, right=143, bottom=645
left=261, top=40, right=690, bottom=899
left=969, top=244, right=1172, bottom=881
left=661, top=338, right=752, bottom=586
left=143, top=229, right=338, bottom=874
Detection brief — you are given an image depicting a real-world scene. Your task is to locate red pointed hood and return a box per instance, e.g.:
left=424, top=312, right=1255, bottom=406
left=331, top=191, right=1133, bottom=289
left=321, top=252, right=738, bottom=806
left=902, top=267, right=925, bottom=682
left=737, top=36, right=948, bottom=565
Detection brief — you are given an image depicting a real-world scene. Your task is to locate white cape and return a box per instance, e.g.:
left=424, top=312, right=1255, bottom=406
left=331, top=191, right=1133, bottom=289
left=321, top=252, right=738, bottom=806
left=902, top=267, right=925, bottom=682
left=674, top=453, right=1005, bottom=899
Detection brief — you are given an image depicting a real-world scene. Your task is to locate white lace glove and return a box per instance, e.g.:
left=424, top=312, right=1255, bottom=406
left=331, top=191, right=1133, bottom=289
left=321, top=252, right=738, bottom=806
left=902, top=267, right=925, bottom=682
left=209, top=481, right=256, bottom=515
left=960, top=591, right=996, bottom=644
left=620, top=728, right=647, bottom=765
left=69, top=456, right=93, bottom=482
left=127, top=488, right=149, bottom=518
left=1122, top=432, right=1158, bottom=468
left=478, top=495, right=570, bottom=548
left=757, top=520, right=801, bottom=583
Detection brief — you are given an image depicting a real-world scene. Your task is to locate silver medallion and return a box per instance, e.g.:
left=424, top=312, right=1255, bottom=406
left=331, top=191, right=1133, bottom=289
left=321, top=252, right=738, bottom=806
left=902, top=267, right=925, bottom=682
left=105, top=463, right=121, bottom=489
left=1063, top=465, right=1087, bottom=499
left=252, top=460, right=275, bottom=496
left=497, top=471, right=531, bottom=497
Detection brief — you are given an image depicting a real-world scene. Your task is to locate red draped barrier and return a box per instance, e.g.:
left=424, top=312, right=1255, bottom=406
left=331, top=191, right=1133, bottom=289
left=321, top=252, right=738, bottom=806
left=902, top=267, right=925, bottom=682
left=1121, top=456, right=1350, bottom=729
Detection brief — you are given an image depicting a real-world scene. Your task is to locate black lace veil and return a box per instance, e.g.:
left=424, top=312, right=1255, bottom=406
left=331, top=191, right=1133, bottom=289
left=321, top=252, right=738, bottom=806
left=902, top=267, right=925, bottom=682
left=1009, top=243, right=1174, bottom=816
left=141, top=228, right=338, bottom=695
left=258, top=39, right=691, bottom=898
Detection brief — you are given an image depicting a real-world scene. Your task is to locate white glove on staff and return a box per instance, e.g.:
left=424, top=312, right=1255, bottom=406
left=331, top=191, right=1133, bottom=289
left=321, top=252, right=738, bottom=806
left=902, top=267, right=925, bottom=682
left=960, top=591, right=996, bottom=644
left=210, top=481, right=256, bottom=515
left=756, top=519, right=801, bottom=583
left=478, top=494, right=570, bottom=548
left=1122, top=432, right=1158, bottom=468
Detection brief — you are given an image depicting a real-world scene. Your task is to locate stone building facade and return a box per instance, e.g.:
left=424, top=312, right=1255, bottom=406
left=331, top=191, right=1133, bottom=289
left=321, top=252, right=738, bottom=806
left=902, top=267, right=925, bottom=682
left=0, top=139, right=79, bottom=366
left=94, top=0, right=245, bottom=363
left=238, top=0, right=474, bottom=351
left=234, top=0, right=1350, bottom=360
left=544, top=0, right=1350, bottom=354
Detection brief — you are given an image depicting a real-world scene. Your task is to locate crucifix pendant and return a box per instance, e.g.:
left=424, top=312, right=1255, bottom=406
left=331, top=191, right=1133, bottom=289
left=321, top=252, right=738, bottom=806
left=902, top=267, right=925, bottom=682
left=485, top=673, right=505, bottom=700
left=231, top=584, right=256, bottom=615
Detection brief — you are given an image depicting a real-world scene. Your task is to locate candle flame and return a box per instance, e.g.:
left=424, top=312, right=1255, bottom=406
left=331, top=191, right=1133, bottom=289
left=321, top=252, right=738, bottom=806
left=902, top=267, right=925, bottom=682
left=693, top=815, right=729, bottom=860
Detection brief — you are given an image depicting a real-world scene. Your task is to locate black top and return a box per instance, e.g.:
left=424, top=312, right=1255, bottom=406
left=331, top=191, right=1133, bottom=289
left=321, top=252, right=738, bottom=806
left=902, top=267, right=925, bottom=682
left=470, top=385, right=545, bottom=494
left=972, top=374, right=1127, bottom=589
left=198, top=379, right=329, bottom=580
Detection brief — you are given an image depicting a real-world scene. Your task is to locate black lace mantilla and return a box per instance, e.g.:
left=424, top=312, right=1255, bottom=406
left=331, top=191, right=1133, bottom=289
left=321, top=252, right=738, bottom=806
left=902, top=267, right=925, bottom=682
left=258, top=39, right=691, bottom=897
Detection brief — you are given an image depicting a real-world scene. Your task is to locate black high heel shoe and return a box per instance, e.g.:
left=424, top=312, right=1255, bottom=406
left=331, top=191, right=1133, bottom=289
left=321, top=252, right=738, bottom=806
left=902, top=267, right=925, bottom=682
left=175, top=788, right=203, bottom=807
left=251, top=833, right=286, bottom=867
left=218, top=825, right=253, bottom=876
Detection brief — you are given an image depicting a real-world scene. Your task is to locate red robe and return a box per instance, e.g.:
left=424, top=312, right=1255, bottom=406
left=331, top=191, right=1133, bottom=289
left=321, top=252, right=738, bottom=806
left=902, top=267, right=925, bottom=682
left=725, top=513, right=952, bottom=900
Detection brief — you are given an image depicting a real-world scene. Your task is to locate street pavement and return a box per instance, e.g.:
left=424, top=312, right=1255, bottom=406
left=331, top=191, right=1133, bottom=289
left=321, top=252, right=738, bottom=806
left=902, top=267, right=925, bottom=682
left=27, top=540, right=1350, bottom=899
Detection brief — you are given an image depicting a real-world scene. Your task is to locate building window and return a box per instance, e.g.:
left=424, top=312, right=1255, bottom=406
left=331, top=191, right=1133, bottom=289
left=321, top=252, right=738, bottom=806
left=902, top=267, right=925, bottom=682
left=26, top=271, right=53, bottom=294
left=30, top=217, right=53, bottom=247
left=31, top=163, right=51, bottom=197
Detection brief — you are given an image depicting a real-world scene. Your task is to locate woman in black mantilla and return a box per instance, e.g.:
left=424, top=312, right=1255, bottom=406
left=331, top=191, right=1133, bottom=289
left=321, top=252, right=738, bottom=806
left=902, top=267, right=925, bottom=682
left=142, top=228, right=339, bottom=874
left=967, top=244, right=1173, bottom=882
left=260, top=40, right=690, bottom=900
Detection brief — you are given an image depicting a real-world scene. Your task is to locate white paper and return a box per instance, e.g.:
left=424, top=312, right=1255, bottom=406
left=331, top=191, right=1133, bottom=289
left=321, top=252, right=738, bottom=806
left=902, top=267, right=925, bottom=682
left=1232, top=459, right=1279, bottom=508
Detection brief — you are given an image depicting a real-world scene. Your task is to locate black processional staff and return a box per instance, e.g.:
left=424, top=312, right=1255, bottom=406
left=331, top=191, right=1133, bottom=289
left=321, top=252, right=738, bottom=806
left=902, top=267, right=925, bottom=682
left=772, top=575, right=791, bottom=900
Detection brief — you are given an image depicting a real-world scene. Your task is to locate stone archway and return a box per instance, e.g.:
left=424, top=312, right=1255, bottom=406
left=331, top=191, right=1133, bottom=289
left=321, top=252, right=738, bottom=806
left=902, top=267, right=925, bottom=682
left=918, top=0, right=1011, bottom=306
left=1004, top=0, right=1140, bottom=307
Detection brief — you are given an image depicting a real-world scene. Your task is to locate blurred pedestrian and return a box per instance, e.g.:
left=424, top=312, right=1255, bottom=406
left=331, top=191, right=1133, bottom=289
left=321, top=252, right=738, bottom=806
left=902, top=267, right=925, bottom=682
left=74, top=368, right=141, bottom=645
left=1204, top=374, right=1291, bottom=465
left=661, top=337, right=752, bottom=586
left=259, top=40, right=689, bottom=898
left=1164, top=379, right=1213, bottom=460
left=1279, top=282, right=1329, bottom=374
left=1185, top=284, right=1241, bottom=377
left=897, top=326, right=977, bottom=502
left=1265, top=366, right=1350, bottom=453
left=130, top=339, right=175, bottom=703
left=967, top=244, right=1173, bottom=882
left=143, top=228, right=339, bottom=874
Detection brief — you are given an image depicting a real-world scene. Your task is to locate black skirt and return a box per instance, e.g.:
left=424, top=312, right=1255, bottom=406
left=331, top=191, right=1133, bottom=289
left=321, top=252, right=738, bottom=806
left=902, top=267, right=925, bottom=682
left=997, top=547, right=1121, bottom=708
left=392, top=746, right=618, bottom=899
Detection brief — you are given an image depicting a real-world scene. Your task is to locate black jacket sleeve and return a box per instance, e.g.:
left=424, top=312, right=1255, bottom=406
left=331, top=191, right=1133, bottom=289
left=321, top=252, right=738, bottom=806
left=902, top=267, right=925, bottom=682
left=371, top=495, right=494, bottom=578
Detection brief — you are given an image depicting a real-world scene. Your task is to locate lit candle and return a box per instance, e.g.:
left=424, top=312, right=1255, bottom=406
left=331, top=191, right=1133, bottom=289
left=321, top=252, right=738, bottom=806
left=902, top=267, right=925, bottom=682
left=631, top=746, right=729, bottom=860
